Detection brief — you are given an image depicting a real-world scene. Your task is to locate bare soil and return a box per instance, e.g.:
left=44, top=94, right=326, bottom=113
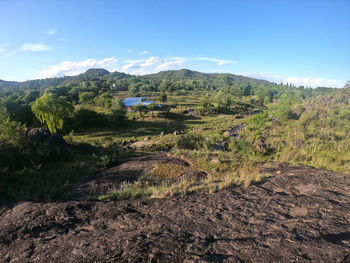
left=0, top=156, right=349, bottom=263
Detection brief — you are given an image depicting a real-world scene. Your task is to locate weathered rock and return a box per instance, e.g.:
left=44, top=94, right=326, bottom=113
left=26, top=126, right=50, bottom=144
left=256, top=136, right=268, bottom=153
left=26, top=126, right=68, bottom=157
left=213, top=139, right=229, bottom=151
left=210, top=155, right=220, bottom=163
left=1, top=164, right=349, bottom=262
left=231, top=124, right=246, bottom=133
left=67, top=154, right=189, bottom=198
left=223, top=131, right=231, bottom=137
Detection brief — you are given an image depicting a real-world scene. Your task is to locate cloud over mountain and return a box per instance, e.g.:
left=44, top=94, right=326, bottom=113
left=40, top=57, right=118, bottom=78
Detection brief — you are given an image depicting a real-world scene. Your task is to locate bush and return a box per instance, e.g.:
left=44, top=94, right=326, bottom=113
left=248, top=111, right=271, bottom=131
left=197, top=97, right=215, bottom=115
left=68, top=108, right=107, bottom=131
left=97, top=147, right=123, bottom=168
left=110, top=98, right=126, bottom=121
left=176, top=132, right=204, bottom=150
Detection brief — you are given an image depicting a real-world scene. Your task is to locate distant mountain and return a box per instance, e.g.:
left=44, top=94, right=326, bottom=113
left=0, top=69, right=131, bottom=91
left=0, top=68, right=273, bottom=92
left=79, top=68, right=110, bottom=78
left=145, top=69, right=271, bottom=85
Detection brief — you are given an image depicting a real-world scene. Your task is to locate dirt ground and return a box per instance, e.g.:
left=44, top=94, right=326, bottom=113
left=0, top=156, right=349, bottom=263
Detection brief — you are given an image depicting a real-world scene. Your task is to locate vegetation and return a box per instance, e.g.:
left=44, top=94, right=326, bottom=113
left=0, top=68, right=348, bottom=203
left=32, top=93, right=74, bottom=133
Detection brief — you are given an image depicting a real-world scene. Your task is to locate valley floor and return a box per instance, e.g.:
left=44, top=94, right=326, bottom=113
left=0, top=161, right=349, bottom=262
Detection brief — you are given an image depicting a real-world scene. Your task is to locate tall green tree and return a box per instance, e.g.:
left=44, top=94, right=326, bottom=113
left=110, top=98, right=126, bottom=121
left=198, top=96, right=215, bottom=115
left=160, top=92, right=167, bottom=103
left=31, top=93, right=74, bottom=133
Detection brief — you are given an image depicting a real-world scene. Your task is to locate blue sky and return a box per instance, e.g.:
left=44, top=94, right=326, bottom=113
left=0, top=0, right=349, bottom=87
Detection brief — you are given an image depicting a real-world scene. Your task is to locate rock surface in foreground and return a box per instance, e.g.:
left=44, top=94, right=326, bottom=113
left=0, top=164, right=350, bottom=262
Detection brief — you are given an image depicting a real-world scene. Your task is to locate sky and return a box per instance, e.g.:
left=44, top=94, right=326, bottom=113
left=0, top=0, right=349, bottom=87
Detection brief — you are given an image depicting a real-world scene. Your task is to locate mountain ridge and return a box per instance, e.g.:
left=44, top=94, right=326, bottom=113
left=0, top=68, right=273, bottom=91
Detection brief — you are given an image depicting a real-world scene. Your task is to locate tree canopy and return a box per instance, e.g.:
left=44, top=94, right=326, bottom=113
left=31, top=93, right=74, bottom=133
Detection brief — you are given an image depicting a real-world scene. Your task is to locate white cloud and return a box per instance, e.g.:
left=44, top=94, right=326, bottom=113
left=139, top=50, right=148, bottom=55
left=3, top=51, right=16, bottom=57
left=243, top=72, right=284, bottom=83
left=0, top=43, right=9, bottom=53
left=155, top=59, right=184, bottom=71
left=0, top=44, right=16, bottom=57
left=46, top=29, right=56, bottom=36
left=283, top=77, right=343, bottom=88
left=120, top=56, right=185, bottom=75
left=243, top=72, right=343, bottom=88
left=141, top=56, right=161, bottom=67
left=195, top=57, right=237, bottom=65
left=128, top=49, right=133, bottom=53
left=21, top=43, right=52, bottom=52
left=40, top=57, right=118, bottom=78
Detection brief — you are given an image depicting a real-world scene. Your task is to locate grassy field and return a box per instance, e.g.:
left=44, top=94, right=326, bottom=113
left=3, top=89, right=349, bottom=203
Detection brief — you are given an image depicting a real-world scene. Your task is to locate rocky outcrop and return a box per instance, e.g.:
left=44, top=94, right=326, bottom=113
left=0, top=164, right=349, bottom=262
left=26, top=126, right=68, bottom=158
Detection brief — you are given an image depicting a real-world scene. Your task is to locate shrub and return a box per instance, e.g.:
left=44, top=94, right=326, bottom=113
left=197, top=96, right=215, bottom=115
left=176, top=132, right=204, bottom=150
left=32, top=93, right=74, bottom=133
left=68, top=108, right=107, bottom=131
left=248, top=111, right=271, bottom=131
left=110, top=98, right=126, bottom=121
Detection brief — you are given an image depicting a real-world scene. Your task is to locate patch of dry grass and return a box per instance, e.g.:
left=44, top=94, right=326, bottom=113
left=146, top=163, right=192, bottom=179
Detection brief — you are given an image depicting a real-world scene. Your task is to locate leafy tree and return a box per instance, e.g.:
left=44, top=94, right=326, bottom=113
left=268, top=94, right=295, bottom=122
left=198, top=96, right=215, bottom=115
left=6, top=98, right=35, bottom=126
left=24, top=90, right=40, bottom=103
left=160, top=92, right=167, bottom=103
left=95, top=93, right=112, bottom=108
left=129, top=83, right=140, bottom=96
left=0, top=101, right=23, bottom=146
left=31, top=93, right=74, bottom=133
left=216, top=92, right=232, bottom=112
left=79, top=91, right=96, bottom=104
left=0, top=101, right=26, bottom=170
left=110, top=98, right=126, bottom=121
left=243, top=84, right=251, bottom=96
left=139, top=84, right=149, bottom=95
left=264, top=96, right=271, bottom=105
left=159, top=79, right=171, bottom=92
left=248, top=111, right=271, bottom=131
left=134, top=103, right=147, bottom=118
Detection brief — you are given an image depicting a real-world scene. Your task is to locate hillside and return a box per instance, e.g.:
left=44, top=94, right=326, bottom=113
left=145, top=69, right=271, bottom=85
left=0, top=68, right=274, bottom=92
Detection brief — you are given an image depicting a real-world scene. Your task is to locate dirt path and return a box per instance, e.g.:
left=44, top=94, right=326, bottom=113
left=0, top=163, right=350, bottom=262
